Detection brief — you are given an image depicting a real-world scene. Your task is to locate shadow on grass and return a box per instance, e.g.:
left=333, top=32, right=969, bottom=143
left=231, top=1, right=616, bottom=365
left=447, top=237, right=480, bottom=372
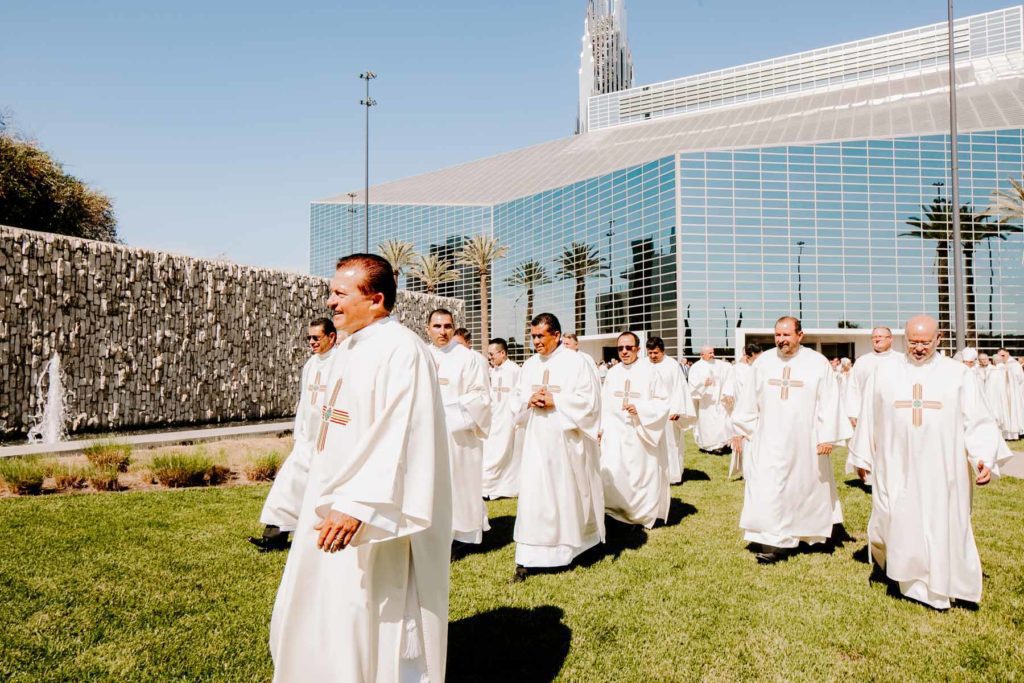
left=660, top=499, right=697, bottom=528
left=452, top=515, right=514, bottom=561
left=682, top=469, right=711, bottom=482
left=572, top=517, right=648, bottom=568
left=447, top=605, right=571, bottom=682
left=844, top=478, right=872, bottom=493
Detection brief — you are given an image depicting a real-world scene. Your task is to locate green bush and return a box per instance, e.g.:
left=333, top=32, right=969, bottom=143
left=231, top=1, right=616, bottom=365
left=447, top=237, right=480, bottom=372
left=52, top=463, right=90, bottom=491
left=245, top=452, right=281, bottom=482
left=0, top=457, right=47, bottom=495
left=87, top=466, right=121, bottom=492
left=83, top=442, right=132, bottom=472
left=150, top=451, right=231, bottom=488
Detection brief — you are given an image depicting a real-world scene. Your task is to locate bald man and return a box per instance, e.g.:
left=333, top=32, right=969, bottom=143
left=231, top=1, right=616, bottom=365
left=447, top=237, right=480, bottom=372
left=687, top=345, right=733, bottom=454
left=849, top=315, right=1012, bottom=609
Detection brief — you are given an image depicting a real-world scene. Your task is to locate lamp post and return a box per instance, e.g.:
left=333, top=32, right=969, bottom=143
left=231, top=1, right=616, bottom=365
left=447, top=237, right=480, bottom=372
left=947, top=1, right=966, bottom=350
left=796, top=240, right=806, bottom=319
left=359, top=71, right=377, bottom=252
left=605, top=219, right=615, bottom=295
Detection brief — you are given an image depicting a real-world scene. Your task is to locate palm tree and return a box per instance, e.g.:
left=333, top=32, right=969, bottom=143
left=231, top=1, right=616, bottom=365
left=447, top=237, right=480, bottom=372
left=555, top=241, right=606, bottom=335
left=986, top=177, right=1024, bottom=224
left=504, top=260, right=551, bottom=344
left=408, top=253, right=459, bottom=295
left=457, top=235, right=508, bottom=351
left=903, top=189, right=1021, bottom=345
left=377, top=239, right=418, bottom=286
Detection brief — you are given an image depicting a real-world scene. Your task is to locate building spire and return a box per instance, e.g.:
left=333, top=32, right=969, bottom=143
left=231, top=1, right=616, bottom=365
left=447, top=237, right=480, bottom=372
left=577, top=0, right=633, bottom=134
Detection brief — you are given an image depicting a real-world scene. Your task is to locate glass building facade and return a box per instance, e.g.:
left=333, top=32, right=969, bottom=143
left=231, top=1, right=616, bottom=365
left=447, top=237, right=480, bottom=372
left=311, top=7, right=1024, bottom=357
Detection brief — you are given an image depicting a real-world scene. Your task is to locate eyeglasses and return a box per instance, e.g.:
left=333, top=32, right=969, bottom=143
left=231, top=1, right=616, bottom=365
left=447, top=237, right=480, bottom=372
left=307, top=335, right=323, bottom=341
left=617, top=345, right=637, bottom=351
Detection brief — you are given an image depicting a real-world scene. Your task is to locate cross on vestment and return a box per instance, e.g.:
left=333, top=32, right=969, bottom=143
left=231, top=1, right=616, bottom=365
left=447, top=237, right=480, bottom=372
left=768, top=366, right=805, bottom=400
left=531, top=370, right=561, bottom=393
left=893, top=383, right=942, bottom=427
left=307, top=370, right=327, bottom=406
left=492, top=376, right=512, bottom=401
left=614, top=379, right=641, bottom=409
left=315, top=379, right=350, bottom=452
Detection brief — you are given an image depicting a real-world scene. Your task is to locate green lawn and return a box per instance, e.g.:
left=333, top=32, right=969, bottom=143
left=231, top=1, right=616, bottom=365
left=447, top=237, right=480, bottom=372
left=1, top=437, right=1022, bottom=681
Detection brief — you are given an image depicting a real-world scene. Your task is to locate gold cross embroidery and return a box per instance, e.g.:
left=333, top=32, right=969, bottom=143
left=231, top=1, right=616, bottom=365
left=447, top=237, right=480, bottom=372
left=492, top=376, right=512, bottom=399
left=531, top=369, right=561, bottom=393
left=768, top=366, right=804, bottom=400
left=614, top=379, right=641, bottom=409
left=316, top=380, right=350, bottom=452
left=307, top=370, right=327, bottom=406
left=438, top=377, right=450, bottom=386
left=894, top=383, right=942, bottom=427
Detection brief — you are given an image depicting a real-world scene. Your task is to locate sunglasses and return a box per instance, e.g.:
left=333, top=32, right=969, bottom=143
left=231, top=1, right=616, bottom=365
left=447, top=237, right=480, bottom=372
left=307, top=335, right=324, bottom=341
left=617, top=345, right=637, bottom=351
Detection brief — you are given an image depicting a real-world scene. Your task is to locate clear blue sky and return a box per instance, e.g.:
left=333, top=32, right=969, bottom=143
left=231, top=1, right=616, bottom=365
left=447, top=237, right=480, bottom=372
left=2, top=0, right=1014, bottom=272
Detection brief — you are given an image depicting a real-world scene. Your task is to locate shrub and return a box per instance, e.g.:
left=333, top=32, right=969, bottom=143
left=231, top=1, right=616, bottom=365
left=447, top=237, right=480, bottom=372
left=87, top=466, right=121, bottom=492
left=245, top=452, right=281, bottom=482
left=0, top=457, right=47, bottom=495
left=83, top=442, right=132, bottom=472
left=150, top=451, right=230, bottom=488
left=52, top=464, right=90, bottom=491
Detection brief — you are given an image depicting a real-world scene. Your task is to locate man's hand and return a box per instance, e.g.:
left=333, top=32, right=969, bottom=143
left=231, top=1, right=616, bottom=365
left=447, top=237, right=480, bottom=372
left=855, top=466, right=870, bottom=482
left=315, top=511, right=362, bottom=552
left=850, top=417, right=858, bottom=428
left=669, top=414, right=680, bottom=421
left=723, top=396, right=735, bottom=411
left=816, top=442, right=833, bottom=456
left=704, top=378, right=714, bottom=387
left=530, top=389, right=555, bottom=410
left=624, top=403, right=638, bottom=416
left=976, top=461, right=992, bottom=486
left=731, top=436, right=744, bottom=456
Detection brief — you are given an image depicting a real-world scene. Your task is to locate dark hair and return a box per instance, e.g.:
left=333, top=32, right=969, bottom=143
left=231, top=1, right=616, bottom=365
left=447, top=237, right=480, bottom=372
left=530, top=312, right=561, bottom=334
left=489, top=337, right=508, bottom=352
left=427, top=308, right=454, bottom=325
left=310, top=317, right=336, bottom=336
left=618, top=331, right=640, bottom=346
left=744, top=343, right=762, bottom=356
left=335, top=254, right=396, bottom=311
left=646, top=336, right=665, bottom=351
left=775, top=316, right=802, bottom=333
left=997, top=347, right=1009, bottom=354
left=454, top=327, right=471, bottom=342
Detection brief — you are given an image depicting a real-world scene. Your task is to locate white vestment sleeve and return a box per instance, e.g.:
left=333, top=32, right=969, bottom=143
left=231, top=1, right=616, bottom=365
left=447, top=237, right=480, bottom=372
left=816, top=360, right=854, bottom=445
left=445, top=353, right=492, bottom=436
left=553, top=357, right=602, bottom=441
left=731, top=365, right=759, bottom=440
left=631, top=371, right=670, bottom=448
left=961, top=368, right=1014, bottom=477
left=847, top=368, right=876, bottom=473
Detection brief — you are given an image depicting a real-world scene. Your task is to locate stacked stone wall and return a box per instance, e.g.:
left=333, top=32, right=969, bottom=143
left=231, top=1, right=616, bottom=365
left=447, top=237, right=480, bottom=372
left=0, top=225, right=463, bottom=439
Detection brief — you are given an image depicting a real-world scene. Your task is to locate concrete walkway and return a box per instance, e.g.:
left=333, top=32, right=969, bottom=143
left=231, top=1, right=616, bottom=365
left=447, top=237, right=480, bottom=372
left=1003, top=450, right=1024, bottom=479
left=0, top=421, right=293, bottom=458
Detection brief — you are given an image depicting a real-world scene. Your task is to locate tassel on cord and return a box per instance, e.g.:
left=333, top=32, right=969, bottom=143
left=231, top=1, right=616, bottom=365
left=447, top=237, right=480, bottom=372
left=400, top=617, right=422, bottom=660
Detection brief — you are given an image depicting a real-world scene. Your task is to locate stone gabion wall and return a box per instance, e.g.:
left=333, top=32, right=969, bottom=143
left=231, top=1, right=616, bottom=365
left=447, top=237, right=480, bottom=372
left=0, top=225, right=463, bottom=439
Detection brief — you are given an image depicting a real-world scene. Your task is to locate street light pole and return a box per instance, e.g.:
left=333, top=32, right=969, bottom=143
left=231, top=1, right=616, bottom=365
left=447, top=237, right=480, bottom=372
left=947, top=1, right=967, bottom=350
left=360, top=71, right=377, bottom=253
left=605, top=219, right=615, bottom=295
left=796, top=240, right=806, bottom=319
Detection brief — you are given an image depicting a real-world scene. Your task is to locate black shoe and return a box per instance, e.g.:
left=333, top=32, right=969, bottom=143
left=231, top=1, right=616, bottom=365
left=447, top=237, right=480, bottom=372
left=755, top=545, right=790, bottom=564
left=248, top=525, right=290, bottom=552
left=512, top=565, right=530, bottom=583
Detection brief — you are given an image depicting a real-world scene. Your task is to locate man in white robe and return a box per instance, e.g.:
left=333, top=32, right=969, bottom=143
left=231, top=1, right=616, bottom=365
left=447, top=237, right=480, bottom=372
left=732, top=316, right=853, bottom=564
left=600, top=332, right=671, bottom=528
left=723, top=343, right=762, bottom=480
left=997, top=348, right=1024, bottom=440
left=977, top=353, right=993, bottom=388
left=688, top=345, right=734, bottom=454
left=846, top=326, right=897, bottom=428
left=645, top=336, right=696, bottom=484
left=482, top=337, right=522, bottom=499
left=250, top=318, right=338, bottom=551
left=848, top=315, right=1012, bottom=609
left=427, top=309, right=492, bottom=546
left=270, top=254, right=451, bottom=682
left=512, top=312, right=604, bottom=580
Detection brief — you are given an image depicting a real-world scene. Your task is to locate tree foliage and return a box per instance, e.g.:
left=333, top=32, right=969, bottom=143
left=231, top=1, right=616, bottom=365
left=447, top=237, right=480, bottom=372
left=0, top=121, right=118, bottom=242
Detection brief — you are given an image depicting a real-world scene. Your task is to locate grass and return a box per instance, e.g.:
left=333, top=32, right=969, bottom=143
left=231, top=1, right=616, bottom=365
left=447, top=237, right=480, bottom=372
left=0, top=435, right=1021, bottom=681
left=82, top=442, right=132, bottom=473
left=244, top=451, right=281, bottom=482
left=0, top=457, right=46, bottom=495
left=149, top=450, right=229, bottom=488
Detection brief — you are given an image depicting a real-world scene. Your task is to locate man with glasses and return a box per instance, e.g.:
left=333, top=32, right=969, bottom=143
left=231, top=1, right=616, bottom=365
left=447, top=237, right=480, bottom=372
left=600, top=332, right=672, bottom=528
left=249, top=317, right=338, bottom=552
left=482, top=337, right=522, bottom=499
left=512, top=313, right=604, bottom=580
left=848, top=315, right=1011, bottom=609
left=732, top=316, right=852, bottom=564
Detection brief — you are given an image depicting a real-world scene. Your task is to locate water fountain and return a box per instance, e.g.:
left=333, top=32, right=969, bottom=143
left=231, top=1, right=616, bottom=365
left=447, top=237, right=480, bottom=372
left=26, top=352, right=68, bottom=444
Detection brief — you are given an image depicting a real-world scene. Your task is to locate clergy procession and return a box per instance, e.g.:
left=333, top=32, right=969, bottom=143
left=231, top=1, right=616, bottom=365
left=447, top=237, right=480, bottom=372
left=262, top=254, right=1020, bottom=681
